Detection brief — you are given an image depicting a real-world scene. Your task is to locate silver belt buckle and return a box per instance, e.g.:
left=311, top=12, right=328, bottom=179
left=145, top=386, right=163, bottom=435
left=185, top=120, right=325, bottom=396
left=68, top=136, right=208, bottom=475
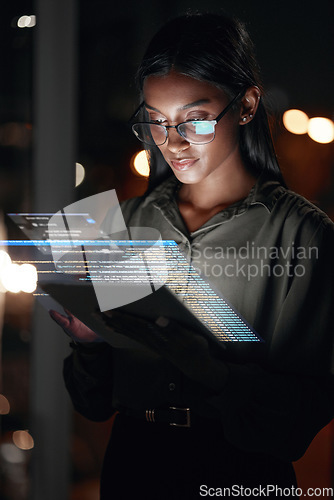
left=169, top=407, right=191, bottom=428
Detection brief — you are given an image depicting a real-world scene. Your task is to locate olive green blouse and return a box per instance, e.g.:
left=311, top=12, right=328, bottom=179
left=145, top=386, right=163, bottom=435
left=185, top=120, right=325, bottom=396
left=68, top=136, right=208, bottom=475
left=64, top=173, right=334, bottom=461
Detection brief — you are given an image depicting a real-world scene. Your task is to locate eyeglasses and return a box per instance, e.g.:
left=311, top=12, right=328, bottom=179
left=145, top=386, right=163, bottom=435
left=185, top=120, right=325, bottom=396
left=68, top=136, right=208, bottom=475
left=130, top=88, right=245, bottom=146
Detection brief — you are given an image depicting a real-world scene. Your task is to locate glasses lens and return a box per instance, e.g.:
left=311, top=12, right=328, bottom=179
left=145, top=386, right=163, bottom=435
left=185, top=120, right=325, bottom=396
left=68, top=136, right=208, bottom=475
left=132, top=123, right=167, bottom=146
left=179, top=121, right=216, bottom=144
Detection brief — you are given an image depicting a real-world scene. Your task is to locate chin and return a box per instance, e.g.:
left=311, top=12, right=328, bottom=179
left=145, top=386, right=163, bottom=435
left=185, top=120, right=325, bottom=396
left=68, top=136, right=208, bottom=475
left=171, top=168, right=204, bottom=185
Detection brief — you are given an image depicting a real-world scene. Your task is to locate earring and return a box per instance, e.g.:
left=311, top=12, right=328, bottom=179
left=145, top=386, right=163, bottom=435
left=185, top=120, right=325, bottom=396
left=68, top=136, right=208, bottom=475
left=249, top=114, right=253, bottom=119
left=242, top=117, right=247, bottom=122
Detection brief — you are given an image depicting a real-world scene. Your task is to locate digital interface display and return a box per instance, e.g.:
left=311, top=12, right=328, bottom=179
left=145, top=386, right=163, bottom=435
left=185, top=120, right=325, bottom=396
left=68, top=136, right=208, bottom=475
left=2, top=238, right=261, bottom=342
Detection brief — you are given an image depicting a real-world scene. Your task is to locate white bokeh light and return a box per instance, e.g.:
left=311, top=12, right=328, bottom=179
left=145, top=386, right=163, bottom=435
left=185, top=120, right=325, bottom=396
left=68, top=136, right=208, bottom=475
left=0, top=259, right=37, bottom=294
left=12, top=430, right=34, bottom=450
left=1, top=263, right=22, bottom=293
left=0, top=443, right=25, bottom=464
left=19, top=264, right=38, bottom=293
left=0, top=250, right=11, bottom=271
left=75, top=162, right=85, bottom=187
left=0, top=250, right=11, bottom=292
left=283, top=109, right=309, bottom=135
left=132, top=150, right=150, bottom=177
left=0, top=394, right=10, bottom=415
left=308, top=117, right=334, bottom=144
left=17, top=15, right=36, bottom=28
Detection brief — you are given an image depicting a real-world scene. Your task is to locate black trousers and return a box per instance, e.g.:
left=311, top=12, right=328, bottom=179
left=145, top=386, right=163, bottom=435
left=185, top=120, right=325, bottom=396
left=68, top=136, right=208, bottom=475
left=100, top=413, right=298, bottom=499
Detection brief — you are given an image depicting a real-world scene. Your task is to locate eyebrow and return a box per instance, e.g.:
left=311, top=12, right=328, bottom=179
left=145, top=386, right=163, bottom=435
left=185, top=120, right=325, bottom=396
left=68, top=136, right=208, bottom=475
left=145, top=99, right=211, bottom=113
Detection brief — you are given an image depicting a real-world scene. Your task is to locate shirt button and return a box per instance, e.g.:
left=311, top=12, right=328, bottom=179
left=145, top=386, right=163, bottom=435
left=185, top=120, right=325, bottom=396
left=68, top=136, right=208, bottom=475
left=168, top=383, right=176, bottom=391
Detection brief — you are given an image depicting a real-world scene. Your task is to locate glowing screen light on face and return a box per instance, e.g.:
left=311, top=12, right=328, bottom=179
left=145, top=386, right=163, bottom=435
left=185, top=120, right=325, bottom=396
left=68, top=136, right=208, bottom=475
left=193, top=121, right=215, bottom=135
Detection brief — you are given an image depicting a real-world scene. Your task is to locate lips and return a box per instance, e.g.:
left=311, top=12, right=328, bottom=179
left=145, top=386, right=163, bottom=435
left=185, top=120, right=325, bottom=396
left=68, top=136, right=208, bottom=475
left=170, top=158, right=198, bottom=171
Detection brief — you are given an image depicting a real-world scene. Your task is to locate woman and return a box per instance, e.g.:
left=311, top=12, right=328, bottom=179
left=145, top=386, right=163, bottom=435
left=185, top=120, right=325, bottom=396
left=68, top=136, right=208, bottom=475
left=50, top=12, right=334, bottom=499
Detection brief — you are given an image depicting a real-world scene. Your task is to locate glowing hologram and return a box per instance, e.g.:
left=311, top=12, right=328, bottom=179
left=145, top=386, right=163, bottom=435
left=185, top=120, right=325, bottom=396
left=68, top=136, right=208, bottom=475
left=47, top=190, right=168, bottom=311
left=82, top=230, right=168, bottom=311
left=7, top=190, right=262, bottom=342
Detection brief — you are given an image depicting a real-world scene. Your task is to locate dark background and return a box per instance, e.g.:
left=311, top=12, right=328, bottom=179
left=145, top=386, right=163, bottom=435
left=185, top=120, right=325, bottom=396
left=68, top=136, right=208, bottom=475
left=0, top=0, right=333, bottom=211
left=0, top=1, right=333, bottom=499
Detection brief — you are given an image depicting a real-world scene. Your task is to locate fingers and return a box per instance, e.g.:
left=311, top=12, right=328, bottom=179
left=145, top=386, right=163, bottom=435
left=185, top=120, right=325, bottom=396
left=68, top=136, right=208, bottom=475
left=155, top=316, right=170, bottom=328
left=50, top=309, right=104, bottom=342
left=99, top=310, right=150, bottom=333
left=49, top=309, right=70, bottom=329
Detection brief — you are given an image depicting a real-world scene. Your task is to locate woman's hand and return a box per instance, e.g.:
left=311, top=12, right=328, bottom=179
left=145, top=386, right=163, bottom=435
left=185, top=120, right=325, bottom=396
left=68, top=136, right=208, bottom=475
left=98, top=310, right=228, bottom=392
left=49, top=309, right=104, bottom=343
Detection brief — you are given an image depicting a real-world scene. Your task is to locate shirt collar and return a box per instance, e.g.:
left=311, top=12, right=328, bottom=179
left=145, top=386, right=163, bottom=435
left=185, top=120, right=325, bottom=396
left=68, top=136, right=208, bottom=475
left=145, top=172, right=285, bottom=215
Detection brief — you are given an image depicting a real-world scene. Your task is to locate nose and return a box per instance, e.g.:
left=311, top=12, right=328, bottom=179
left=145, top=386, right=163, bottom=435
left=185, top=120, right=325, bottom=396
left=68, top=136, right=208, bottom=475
left=165, top=127, right=190, bottom=153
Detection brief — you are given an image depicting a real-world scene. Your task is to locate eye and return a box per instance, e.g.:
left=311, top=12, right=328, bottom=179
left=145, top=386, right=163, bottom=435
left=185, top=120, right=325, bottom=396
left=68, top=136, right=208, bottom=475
left=186, top=118, right=207, bottom=122
left=151, top=118, right=167, bottom=124
left=184, top=111, right=210, bottom=122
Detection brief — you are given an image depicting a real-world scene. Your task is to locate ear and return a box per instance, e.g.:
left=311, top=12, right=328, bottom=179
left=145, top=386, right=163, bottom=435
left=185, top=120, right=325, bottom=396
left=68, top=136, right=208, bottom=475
left=239, top=86, right=261, bottom=125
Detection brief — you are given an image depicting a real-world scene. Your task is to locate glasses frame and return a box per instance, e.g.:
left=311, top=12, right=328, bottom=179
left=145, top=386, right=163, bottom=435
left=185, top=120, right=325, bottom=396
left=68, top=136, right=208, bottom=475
left=130, top=87, right=246, bottom=146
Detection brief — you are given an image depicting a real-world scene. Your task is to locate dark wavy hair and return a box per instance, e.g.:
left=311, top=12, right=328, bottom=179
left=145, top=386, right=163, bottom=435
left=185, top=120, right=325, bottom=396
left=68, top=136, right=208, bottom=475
left=135, top=12, right=286, bottom=192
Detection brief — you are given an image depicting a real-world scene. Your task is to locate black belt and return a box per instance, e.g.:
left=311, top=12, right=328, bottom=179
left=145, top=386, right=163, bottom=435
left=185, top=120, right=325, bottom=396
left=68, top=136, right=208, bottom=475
left=122, top=406, right=191, bottom=428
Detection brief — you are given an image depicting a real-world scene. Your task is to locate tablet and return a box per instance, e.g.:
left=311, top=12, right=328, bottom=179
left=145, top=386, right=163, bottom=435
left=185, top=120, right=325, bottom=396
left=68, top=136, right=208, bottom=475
left=40, top=281, right=217, bottom=350
left=38, top=238, right=262, bottom=347
left=40, top=276, right=261, bottom=350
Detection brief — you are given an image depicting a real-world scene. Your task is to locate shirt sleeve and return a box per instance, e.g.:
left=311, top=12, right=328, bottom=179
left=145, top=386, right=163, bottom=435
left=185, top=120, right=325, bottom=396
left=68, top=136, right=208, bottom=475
left=62, top=196, right=141, bottom=421
left=207, top=217, right=334, bottom=461
left=63, top=342, right=116, bottom=422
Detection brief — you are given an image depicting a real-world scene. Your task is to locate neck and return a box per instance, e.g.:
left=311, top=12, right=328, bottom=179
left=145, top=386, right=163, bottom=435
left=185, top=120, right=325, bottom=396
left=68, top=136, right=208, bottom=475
left=178, top=163, right=257, bottom=211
